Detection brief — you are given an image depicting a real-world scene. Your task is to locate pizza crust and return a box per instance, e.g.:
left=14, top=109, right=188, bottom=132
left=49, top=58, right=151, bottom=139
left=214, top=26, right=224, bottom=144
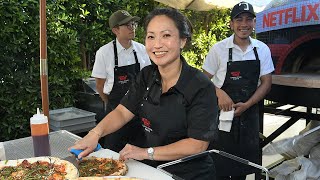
left=59, top=159, right=79, bottom=179
left=0, top=156, right=79, bottom=179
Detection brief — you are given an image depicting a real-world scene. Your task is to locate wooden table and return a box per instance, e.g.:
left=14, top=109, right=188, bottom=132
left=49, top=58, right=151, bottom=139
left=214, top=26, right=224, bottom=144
left=272, top=73, right=320, bottom=88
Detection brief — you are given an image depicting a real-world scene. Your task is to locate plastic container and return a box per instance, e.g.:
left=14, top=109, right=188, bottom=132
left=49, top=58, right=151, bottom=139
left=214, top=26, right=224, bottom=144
left=30, top=108, right=51, bottom=157
left=49, top=121, right=96, bottom=133
left=49, top=107, right=96, bottom=133
left=49, top=107, right=96, bottom=127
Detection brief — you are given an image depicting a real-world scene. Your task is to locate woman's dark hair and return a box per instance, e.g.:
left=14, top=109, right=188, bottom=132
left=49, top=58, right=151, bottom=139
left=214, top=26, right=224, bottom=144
left=144, top=8, right=193, bottom=43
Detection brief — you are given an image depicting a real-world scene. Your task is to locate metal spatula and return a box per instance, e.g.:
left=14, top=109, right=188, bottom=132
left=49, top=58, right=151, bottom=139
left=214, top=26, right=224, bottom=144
left=63, top=143, right=102, bottom=168
left=63, top=155, right=79, bottom=168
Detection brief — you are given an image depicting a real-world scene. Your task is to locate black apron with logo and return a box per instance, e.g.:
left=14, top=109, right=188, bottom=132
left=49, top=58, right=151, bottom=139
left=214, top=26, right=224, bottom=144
left=210, top=47, right=260, bottom=176
left=139, top=70, right=216, bottom=180
left=104, top=40, right=144, bottom=152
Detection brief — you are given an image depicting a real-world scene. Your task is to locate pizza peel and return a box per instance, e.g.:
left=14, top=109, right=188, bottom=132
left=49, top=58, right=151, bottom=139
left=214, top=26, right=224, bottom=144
left=64, top=143, right=102, bottom=168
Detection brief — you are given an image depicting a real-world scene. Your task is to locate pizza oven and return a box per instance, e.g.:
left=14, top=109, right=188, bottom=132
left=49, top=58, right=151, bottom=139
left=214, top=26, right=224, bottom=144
left=282, top=39, right=320, bottom=74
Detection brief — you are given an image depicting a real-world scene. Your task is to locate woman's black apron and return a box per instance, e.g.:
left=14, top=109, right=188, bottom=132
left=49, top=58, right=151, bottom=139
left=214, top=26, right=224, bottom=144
left=139, top=70, right=216, bottom=180
left=210, top=47, right=261, bottom=176
left=104, top=40, right=144, bottom=152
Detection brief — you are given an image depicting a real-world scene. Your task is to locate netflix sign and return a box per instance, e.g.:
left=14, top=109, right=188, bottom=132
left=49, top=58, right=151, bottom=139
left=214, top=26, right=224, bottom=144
left=256, top=0, right=320, bottom=33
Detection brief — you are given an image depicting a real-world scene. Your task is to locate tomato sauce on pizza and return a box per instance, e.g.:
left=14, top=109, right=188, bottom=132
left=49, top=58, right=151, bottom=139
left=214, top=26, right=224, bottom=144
left=78, top=157, right=127, bottom=177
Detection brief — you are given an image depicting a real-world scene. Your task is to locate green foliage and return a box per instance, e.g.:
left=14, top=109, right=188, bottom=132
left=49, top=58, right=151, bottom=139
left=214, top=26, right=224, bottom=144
left=0, top=0, right=160, bottom=141
left=0, top=0, right=231, bottom=141
left=183, top=30, right=216, bottom=69
left=0, top=0, right=42, bottom=140
left=182, top=8, right=232, bottom=69
left=0, top=0, right=87, bottom=141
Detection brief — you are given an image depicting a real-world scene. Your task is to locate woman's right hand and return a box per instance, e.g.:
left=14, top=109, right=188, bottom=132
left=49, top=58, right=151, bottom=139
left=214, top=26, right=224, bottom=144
left=68, top=131, right=100, bottom=159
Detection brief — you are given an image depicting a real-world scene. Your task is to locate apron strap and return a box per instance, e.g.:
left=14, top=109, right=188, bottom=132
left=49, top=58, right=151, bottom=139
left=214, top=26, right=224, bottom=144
left=113, top=40, right=119, bottom=67
left=253, top=47, right=260, bottom=61
left=229, top=47, right=260, bottom=62
left=114, top=40, right=139, bottom=67
left=133, top=49, right=139, bottom=64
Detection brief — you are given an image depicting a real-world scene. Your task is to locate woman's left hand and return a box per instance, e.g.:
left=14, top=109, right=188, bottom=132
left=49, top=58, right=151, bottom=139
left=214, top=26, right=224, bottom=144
left=119, top=144, right=148, bottom=161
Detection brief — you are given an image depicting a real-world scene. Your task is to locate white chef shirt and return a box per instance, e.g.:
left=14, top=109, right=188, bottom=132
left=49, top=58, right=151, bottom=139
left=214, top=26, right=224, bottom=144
left=202, top=34, right=275, bottom=88
left=91, top=39, right=151, bottom=94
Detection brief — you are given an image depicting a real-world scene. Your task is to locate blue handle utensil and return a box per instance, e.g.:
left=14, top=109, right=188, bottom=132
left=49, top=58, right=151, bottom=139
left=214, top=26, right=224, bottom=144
left=70, top=143, right=102, bottom=160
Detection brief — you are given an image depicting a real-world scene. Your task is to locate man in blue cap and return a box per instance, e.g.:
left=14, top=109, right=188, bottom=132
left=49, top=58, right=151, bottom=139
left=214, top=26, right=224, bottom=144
left=203, top=2, right=274, bottom=179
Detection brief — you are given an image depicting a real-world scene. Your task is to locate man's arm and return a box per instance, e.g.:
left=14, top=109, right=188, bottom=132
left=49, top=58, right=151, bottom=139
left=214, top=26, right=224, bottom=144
left=233, top=74, right=272, bottom=116
left=202, top=70, right=234, bottom=111
left=202, top=70, right=213, bottom=79
left=95, top=78, right=108, bottom=103
left=247, top=74, right=272, bottom=106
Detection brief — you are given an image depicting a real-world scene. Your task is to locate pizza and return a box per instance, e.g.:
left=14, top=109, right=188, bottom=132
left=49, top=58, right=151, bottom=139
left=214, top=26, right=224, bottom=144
left=77, top=157, right=128, bottom=177
left=0, top=156, right=78, bottom=180
left=0, top=157, right=129, bottom=179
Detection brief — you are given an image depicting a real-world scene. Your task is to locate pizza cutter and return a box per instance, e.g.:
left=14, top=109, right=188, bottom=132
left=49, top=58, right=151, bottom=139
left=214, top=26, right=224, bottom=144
left=64, top=143, right=102, bottom=167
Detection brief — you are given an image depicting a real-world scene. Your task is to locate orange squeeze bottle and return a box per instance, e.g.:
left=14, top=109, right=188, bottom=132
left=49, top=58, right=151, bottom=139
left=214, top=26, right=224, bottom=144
left=30, top=108, right=51, bottom=157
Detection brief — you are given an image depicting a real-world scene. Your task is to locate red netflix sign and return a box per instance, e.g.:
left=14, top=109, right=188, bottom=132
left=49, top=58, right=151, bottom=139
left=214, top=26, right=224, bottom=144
left=256, top=0, right=320, bottom=33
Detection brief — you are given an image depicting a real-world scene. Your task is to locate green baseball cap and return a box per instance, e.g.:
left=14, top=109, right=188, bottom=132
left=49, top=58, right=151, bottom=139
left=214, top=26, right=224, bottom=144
left=109, top=10, right=140, bottom=28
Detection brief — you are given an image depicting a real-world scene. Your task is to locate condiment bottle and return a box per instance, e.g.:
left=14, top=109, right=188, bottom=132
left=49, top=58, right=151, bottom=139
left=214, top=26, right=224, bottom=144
left=30, top=108, right=51, bottom=156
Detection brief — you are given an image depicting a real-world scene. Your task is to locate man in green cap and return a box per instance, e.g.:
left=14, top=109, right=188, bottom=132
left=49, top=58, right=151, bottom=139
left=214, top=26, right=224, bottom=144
left=91, top=10, right=151, bottom=152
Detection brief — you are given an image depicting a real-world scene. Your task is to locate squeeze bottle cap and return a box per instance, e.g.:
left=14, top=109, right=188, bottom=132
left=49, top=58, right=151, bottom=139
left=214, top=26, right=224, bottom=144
left=30, top=108, right=48, bottom=124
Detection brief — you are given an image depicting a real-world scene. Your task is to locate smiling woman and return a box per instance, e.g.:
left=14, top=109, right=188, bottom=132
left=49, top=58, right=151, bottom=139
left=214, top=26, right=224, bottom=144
left=144, top=15, right=186, bottom=90
left=144, top=8, right=192, bottom=93
left=69, top=8, right=219, bottom=180
left=119, top=8, right=218, bottom=180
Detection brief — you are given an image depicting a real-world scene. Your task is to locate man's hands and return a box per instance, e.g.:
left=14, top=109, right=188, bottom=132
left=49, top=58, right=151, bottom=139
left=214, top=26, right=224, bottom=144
left=216, top=88, right=234, bottom=112
left=233, top=102, right=250, bottom=117
left=95, top=78, right=108, bottom=102
left=100, top=94, right=108, bottom=103
left=216, top=88, right=250, bottom=117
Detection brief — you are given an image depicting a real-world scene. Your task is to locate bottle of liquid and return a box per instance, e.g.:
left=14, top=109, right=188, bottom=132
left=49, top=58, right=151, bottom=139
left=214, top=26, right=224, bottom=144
left=30, top=108, right=51, bottom=156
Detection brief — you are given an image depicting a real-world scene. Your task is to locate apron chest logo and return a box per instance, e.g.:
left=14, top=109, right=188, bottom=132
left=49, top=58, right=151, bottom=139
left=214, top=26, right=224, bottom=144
left=118, top=75, right=129, bottom=84
left=230, top=71, right=242, bottom=80
left=141, top=117, right=153, bottom=132
left=118, top=75, right=128, bottom=81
